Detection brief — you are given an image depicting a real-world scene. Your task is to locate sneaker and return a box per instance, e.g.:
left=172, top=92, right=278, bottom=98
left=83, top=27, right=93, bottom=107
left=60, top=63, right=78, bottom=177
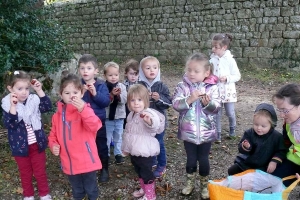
left=99, top=168, right=109, bottom=183
left=40, top=194, right=52, bottom=200
left=115, top=154, right=124, bottom=164
left=153, top=165, right=166, bottom=178
left=24, top=197, right=34, bottom=200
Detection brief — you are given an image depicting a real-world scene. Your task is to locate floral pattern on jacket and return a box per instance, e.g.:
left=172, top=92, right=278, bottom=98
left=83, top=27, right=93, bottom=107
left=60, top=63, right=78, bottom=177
left=172, top=74, right=221, bottom=145
left=210, top=50, right=241, bottom=103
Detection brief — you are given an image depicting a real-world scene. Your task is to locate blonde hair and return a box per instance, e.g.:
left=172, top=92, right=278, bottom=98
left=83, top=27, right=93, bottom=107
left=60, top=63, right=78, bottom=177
left=253, top=110, right=276, bottom=127
left=140, top=56, right=160, bottom=69
left=185, top=53, right=212, bottom=73
left=127, top=84, right=150, bottom=111
left=103, top=61, right=119, bottom=75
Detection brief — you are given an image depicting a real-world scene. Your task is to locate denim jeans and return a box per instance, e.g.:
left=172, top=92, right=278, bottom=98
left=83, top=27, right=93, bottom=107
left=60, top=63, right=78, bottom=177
left=105, top=118, right=124, bottom=156
left=67, top=171, right=98, bottom=200
left=153, top=130, right=167, bottom=167
left=216, top=102, right=236, bottom=139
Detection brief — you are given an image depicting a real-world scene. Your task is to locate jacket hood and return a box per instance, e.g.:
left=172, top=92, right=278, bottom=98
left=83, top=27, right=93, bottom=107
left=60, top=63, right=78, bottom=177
left=210, top=50, right=233, bottom=59
left=255, top=103, right=278, bottom=127
left=183, top=73, right=217, bottom=87
left=138, top=66, right=161, bottom=88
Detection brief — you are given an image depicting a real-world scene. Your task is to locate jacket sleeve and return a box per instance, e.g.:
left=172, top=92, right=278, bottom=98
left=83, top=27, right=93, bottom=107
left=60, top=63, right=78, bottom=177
left=91, top=83, right=110, bottom=108
left=154, top=83, right=172, bottom=110
left=203, top=85, right=221, bottom=114
left=226, top=58, right=241, bottom=83
left=172, top=82, right=190, bottom=112
left=118, top=83, right=127, bottom=104
left=39, top=95, right=52, bottom=113
left=48, top=114, right=59, bottom=153
left=144, top=110, right=161, bottom=136
left=271, top=133, right=287, bottom=164
left=238, top=130, right=253, bottom=154
left=80, top=104, right=102, bottom=134
left=2, top=110, right=19, bottom=130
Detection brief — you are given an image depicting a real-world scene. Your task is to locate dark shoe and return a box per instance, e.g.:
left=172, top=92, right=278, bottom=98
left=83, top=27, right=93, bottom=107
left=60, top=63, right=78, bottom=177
left=99, top=168, right=109, bottom=183
left=115, top=154, right=124, bottom=165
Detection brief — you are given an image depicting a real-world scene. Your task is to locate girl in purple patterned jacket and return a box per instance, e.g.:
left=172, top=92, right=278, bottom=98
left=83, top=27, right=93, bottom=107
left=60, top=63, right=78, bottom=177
left=172, top=53, right=221, bottom=199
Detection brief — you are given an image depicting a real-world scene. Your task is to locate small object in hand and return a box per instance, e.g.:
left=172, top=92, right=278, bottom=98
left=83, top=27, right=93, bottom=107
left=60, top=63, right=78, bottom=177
left=140, top=114, right=145, bottom=118
left=13, top=100, right=17, bottom=104
left=87, top=84, right=91, bottom=87
left=71, top=96, right=76, bottom=100
left=199, top=94, right=206, bottom=98
left=116, top=88, right=121, bottom=92
left=31, top=79, right=36, bottom=85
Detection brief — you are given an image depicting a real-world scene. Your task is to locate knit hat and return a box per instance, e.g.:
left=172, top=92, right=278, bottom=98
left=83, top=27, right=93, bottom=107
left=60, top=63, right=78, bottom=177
left=254, top=103, right=278, bottom=127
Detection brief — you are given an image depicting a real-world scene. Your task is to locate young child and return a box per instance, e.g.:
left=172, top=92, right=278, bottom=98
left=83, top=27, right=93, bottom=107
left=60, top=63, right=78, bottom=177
left=271, top=83, right=300, bottom=186
left=123, top=59, right=139, bottom=129
left=210, top=33, right=241, bottom=142
left=79, top=54, right=111, bottom=182
left=228, top=103, right=286, bottom=175
left=48, top=73, right=102, bottom=200
left=103, top=62, right=127, bottom=164
left=139, top=56, right=172, bottom=179
left=122, top=84, right=165, bottom=200
left=1, top=70, right=52, bottom=200
left=172, top=53, right=220, bottom=199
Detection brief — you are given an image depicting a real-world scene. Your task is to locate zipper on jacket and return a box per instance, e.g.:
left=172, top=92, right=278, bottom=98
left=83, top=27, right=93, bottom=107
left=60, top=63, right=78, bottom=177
left=196, top=84, right=201, bottom=144
left=85, top=142, right=95, bottom=163
left=62, top=106, right=73, bottom=175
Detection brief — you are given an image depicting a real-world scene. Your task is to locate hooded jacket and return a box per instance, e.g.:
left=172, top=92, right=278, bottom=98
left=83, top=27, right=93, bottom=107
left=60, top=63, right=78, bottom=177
left=82, top=78, right=110, bottom=120
left=210, top=50, right=241, bottom=103
left=48, top=102, right=102, bottom=175
left=138, top=67, right=172, bottom=126
left=235, top=103, right=286, bottom=171
left=172, top=74, right=221, bottom=144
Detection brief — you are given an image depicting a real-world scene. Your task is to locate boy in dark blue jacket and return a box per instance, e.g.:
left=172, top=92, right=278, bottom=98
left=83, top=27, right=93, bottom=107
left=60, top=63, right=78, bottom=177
left=79, top=54, right=111, bottom=183
left=139, top=56, right=172, bottom=179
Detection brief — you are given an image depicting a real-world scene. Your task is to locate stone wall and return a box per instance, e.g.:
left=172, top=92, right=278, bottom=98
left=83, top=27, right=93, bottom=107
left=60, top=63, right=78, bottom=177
left=52, top=0, right=300, bottom=68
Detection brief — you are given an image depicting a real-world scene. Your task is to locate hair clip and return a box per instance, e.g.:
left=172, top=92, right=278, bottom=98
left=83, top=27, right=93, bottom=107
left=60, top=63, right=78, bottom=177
left=8, top=71, right=12, bottom=75
left=14, top=71, right=19, bottom=75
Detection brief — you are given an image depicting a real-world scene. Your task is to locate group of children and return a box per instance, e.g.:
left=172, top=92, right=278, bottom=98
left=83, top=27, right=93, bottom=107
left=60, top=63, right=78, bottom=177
left=3, top=33, right=300, bottom=200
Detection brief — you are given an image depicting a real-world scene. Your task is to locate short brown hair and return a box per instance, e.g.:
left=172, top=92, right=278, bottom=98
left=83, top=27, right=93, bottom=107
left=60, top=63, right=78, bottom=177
left=78, top=54, right=98, bottom=69
left=212, top=33, right=233, bottom=48
left=124, top=59, right=139, bottom=74
left=127, top=84, right=150, bottom=111
left=59, top=72, right=83, bottom=94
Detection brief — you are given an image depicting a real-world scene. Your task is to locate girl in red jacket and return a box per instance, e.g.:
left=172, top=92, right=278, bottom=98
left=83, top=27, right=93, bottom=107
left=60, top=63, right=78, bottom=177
left=48, top=73, right=102, bottom=200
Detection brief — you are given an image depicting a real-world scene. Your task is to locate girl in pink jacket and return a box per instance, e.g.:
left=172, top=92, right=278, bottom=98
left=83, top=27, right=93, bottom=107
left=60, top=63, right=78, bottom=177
left=122, top=84, right=165, bottom=200
left=48, top=73, right=102, bottom=200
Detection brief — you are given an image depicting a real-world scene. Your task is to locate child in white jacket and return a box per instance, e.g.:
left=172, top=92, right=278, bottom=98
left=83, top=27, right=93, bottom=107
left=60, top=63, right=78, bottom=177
left=122, top=84, right=165, bottom=200
left=210, top=33, right=241, bottom=142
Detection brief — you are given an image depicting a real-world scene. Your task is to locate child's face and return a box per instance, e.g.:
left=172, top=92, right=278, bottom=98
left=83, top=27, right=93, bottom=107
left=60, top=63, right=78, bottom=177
left=253, top=115, right=271, bottom=136
left=7, top=80, right=30, bottom=103
left=186, top=60, right=210, bottom=83
left=141, top=60, right=159, bottom=82
left=274, top=97, right=300, bottom=124
left=79, top=61, right=98, bottom=83
left=211, top=41, right=227, bottom=57
left=60, top=83, right=83, bottom=104
left=125, top=68, right=139, bottom=83
left=129, top=95, right=145, bottom=113
left=105, top=66, right=119, bottom=84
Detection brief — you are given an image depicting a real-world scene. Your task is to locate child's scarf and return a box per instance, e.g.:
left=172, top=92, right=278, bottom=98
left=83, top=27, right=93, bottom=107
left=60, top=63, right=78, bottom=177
left=1, top=94, right=41, bottom=131
left=106, top=81, right=119, bottom=120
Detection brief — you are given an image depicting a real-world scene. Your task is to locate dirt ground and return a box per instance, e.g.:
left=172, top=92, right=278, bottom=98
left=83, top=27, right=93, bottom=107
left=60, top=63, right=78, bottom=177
left=0, top=67, right=300, bottom=200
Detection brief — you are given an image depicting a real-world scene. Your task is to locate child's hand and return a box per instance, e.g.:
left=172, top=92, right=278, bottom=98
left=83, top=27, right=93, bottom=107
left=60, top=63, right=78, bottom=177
left=111, top=87, right=121, bottom=96
left=85, top=84, right=96, bottom=96
left=201, top=94, right=210, bottom=106
left=219, top=76, right=227, bottom=83
left=141, top=112, right=152, bottom=126
left=31, top=79, right=42, bottom=92
left=10, top=93, right=18, bottom=106
left=52, top=144, right=60, bottom=156
left=296, top=173, right=300, bottom=180
left=187, top=90, right=204, bottom=105
left=71, top=96, right=85, bottom=112
left=267, top=161, right=277, bottom=173
left=151, top=92, right=160, bottom=101
left=242, top=139, right=250, bottom=149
